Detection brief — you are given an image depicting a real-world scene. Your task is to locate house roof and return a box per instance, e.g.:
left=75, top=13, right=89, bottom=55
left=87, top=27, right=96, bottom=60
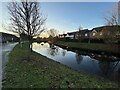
left=92, top=25, right=120, bottom=32
left=59, top=25, right=120, bottom=37
left=92, top=27, right=103, bottom=32
left=67, top=31, right=78, bottom=35
left=67, top=29, right=90, bottom=35
left=79, top=29, right=90, bottom=34
left=0, top=32, right=19, bottom=38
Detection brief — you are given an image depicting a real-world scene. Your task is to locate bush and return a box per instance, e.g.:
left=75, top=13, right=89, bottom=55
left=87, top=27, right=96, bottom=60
left=57, top=38, right=105, bottom=43
left=118, top=40, right=120, bottom=44
left=81, top=38, right=104, bottom=43
left=57, top=38, right=79, bottom=42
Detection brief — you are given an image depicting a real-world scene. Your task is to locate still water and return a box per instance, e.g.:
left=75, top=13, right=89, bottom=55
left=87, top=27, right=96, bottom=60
left=32, top=42, right=120, bottom=81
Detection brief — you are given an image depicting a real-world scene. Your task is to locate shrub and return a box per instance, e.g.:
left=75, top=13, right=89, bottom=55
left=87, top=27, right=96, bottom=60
left=81, top=38, right=104, bottom=43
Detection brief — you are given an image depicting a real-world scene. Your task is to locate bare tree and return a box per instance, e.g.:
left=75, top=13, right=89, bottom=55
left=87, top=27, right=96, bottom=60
left=7, top=0, right=46, bottom=51
left=103, top=2, right=120, bottom=43
left=78, top=26, right=83, bottom=41
left=47, top=28, right=59, bottom=38
left=104, top=2, right=120, bottom=26
left=47, top=28, right=59, bottom=43
left=104, top=10, right=118, bottom=26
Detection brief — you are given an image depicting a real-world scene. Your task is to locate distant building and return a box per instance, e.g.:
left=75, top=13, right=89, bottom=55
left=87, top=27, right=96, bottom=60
left=90, top=26, right=103, bottom=39
left=78, top=29, right=90, bottom=39
left=90, top=25, right=120, bottom=39
left=59, top=34, right=65, bottom=38
left=0, top=33, right=2, bottom=43
left=58, top=25, right=120, bottom=42
left=0, top=32, right=19, bottom=43
left=67, top=29, right=90, bottom=40
left=67, top=31, right=78, bottom=39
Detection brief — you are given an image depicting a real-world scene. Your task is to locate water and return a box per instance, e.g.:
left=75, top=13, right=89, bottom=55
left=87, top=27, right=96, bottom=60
left=32, top=42, right=120, bottom=81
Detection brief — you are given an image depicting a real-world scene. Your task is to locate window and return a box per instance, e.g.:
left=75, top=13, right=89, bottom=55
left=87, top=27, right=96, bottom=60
left=93, top=33, right=95, bottom=36
left=100, top=32, right=103, bottom=35
left=85, top=33, right=87, bottom=36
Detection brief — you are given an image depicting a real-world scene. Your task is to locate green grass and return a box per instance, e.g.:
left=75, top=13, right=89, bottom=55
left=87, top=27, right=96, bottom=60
left=56, top=41, right=120, bottom=54
left=2, top=42, right=119, bottom=88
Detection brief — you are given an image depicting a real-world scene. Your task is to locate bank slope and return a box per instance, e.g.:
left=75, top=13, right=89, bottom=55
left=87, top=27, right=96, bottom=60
left=2, top=42, right=119, bottom=88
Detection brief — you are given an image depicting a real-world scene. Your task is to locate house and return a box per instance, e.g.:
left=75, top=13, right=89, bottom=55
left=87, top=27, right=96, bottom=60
left=59, top=34, right=65, bottom=38
left=0, top=33, right=2, bottom=43
left=101, top=25, right=120, bottom=38
left=78, top=29, right=90, bottom=39
left=90, top=25, right=120, bottom=39
left=64, top=29, right=90, bottom=40
left=58, top=32, right=78, bottom=39
left=67, top=31, right=78, bottom=39
left=58, top=25, right=120, bottom=43
left=116, top=33, right=120, bottom=39
left=90, top=27, right=103, bottom=39
left=0, top=32, right=19, bottom=43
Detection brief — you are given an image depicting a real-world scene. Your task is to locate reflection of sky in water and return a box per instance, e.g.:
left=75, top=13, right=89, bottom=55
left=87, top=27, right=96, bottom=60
left=32, top=42, right=120, bottom=80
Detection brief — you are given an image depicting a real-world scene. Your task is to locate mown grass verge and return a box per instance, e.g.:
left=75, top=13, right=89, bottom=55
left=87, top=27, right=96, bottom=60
left=55, top=41, right=120, bottom=55
left=2, top=42, right=119, bottom=88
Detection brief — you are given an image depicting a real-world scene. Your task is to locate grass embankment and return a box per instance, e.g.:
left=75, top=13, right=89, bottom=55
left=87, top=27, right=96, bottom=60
left=2, top=43, right=119, bottom=88
left=55, top=41, right=120, bottom=54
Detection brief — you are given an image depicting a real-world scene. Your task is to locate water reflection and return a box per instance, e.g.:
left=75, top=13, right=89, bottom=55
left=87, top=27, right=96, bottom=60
left=99, top=61, right=116, bottom=75
left=47, top=46, right=59, bottom=56
left=62, top=49, right=66, bottom=56
left=75, top=53, right=83, bottom=64
left=32, top=42, right=120, bottom=81
left=98, top=61, right=120, bottom=80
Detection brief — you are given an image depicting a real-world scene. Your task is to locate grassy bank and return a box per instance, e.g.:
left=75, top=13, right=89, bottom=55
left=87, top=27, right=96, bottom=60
left=2, top=42, right=119, bottom=88
left=55, top=41, right=120, bottom=54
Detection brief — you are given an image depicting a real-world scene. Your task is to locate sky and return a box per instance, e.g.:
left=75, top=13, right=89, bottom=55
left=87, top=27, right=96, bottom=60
left=0, top=1, right=118, bottom=36
left=40, top=2, right=117, bottom=34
